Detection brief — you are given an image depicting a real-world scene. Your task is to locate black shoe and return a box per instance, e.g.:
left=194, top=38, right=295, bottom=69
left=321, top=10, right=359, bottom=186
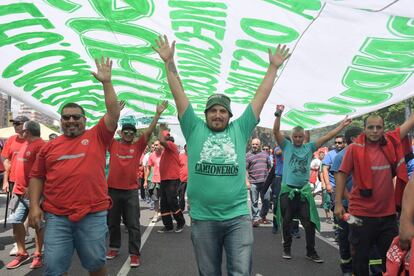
left=306, top=252, right=324, bottom=263
left=157, top=227, right=173, bottom=233
left=282, top=249, right=291, bottom=259
left=175, top=224, right=184, bottom=233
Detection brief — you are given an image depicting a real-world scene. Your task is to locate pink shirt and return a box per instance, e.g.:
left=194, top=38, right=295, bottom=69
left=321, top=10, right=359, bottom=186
left=148, top=151, right=162, bottom=183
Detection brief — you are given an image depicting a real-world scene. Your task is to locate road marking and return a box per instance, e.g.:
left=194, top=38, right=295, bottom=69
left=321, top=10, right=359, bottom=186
left=315, top=231, right=339, bottom=249
left=116, top=220, right=156, bottom=276
left=299, top=224, right=339, bottom=249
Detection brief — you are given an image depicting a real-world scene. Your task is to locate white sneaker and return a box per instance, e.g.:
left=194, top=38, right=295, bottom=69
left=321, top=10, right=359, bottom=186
left=151, top=215, right=159, bottom=223
left=9, top=243, right=17, bottom=256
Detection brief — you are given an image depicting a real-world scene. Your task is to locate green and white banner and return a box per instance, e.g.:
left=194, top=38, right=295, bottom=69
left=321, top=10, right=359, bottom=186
left=0, top=0, right=413, bottom=129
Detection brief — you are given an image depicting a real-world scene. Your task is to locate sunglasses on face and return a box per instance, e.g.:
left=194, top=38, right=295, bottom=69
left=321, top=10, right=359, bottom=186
left=13, top=122, right=22, bottom=126
left=335, top=141, right=343, bottom=145
left=123, top=130, right=135, bottom=135
left=61, top=114, right=84, bottom=121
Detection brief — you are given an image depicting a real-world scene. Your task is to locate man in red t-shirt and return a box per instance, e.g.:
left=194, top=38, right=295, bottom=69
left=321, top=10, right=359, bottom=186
left=178, top=144, right=188, bottom=211
left=335, top=114, right=414, bottom=275
left=157, top=130, right=185, bottom=233
left=106, top=101, right=167, bottom=267
left=6, top=121, right=45, bottom=269
left=28, top=57, right=120, bottom=276
left=2, top=115, right=29, bottom=193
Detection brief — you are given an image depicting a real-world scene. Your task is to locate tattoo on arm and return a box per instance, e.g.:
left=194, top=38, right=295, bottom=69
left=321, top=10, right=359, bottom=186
left=167, top=61, right=178, bottom=74
left=167, top=60, right=184, bottom=89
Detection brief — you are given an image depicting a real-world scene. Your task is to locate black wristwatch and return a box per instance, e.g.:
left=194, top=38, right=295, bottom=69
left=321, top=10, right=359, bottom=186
left=274, top=110, right=281, bottom=117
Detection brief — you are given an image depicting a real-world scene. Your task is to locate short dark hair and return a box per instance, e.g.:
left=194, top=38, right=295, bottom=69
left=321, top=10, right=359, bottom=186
left=335, top=135, right=345, bottom=140
left=61, top=103, right=85, bottom=115
left=292, top=126, right=304, bottom=133
left=344, top=126, right=363, bottom=145
left=23, top=121, right=40, bottom=137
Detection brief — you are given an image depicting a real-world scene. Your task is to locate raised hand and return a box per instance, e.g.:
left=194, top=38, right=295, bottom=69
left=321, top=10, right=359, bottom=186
left=275, top=104, right=285, bottom=117
left=339, top=116, right=352, bottom=128
left=153, top=35, right=176, bottom=62
left=118, top=100, right=126, bottom=111
left=92, top=57, right=112, bottom=84
left=156, top=100, right=168, bottom=114
left=268, top=45, right=291, bottom=68
left=276, top=104, right=285, bottom=113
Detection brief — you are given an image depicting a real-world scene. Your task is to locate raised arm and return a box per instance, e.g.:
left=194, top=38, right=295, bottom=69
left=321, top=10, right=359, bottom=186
left=273, top=105, right=286, bottom=147
left=143, top=101, right=168, bottom=142
left=153, top=35, right=189, bottom=118
left=251, top=45, right=290, bottom=119
left=92, top=57, right=120, bottom=131
left=315, top=117, right=352, bottom=148
left=399, top=110, right=414, bottom=138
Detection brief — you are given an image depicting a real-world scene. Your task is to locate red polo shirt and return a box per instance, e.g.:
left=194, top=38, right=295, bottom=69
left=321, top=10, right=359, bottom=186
left=107, top=136, right=147, bottom=190
left=30, top=118, right=114, bottom=222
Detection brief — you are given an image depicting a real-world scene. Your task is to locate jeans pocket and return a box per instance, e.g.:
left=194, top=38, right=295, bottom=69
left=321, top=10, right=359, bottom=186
left=240, top=214, right=251, bottom=222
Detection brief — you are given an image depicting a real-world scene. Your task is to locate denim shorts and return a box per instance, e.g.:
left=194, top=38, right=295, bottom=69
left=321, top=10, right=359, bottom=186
left=8, top=196, right=29, bottom=224
left=43, top=211, right=108, bottom=275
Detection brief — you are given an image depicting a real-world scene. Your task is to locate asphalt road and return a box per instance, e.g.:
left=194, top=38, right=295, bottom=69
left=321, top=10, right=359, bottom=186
left=0, top=193, right=342, bottom=276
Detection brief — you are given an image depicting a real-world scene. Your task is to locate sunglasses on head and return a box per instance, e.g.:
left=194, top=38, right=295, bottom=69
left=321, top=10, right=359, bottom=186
left=61, top=114, right=84, bottom=121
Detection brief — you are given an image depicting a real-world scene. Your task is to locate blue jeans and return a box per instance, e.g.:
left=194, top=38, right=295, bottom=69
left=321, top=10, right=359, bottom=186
left=191, top=215, right=253, bottom=276
left=250, top=182, right=270, bottom=221
left=44, top=211, right=108, bottom=276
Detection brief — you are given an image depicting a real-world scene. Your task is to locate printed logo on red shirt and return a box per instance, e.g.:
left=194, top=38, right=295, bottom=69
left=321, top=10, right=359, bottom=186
left=81, top=139, right=89, bottom=146
left=26, top=151, right=31, bottom=156
left=130, top=149, right=135, bottom=153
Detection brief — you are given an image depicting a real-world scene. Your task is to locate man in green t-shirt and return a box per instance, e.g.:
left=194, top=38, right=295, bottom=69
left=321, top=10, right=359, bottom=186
left=154, top=35, right=290, bottom=276
left=273, top=105, right=351, bottom=263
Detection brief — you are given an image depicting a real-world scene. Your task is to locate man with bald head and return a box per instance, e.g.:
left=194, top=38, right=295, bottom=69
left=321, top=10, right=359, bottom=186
left=246, top=138, right=272, bottom=226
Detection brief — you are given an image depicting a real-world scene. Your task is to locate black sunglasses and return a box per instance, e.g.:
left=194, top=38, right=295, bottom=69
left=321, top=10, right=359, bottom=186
left=122, top=130, right=135, bottom=135
left=61, top=114, right=84, bottom=121
left=335, top=141, right=343, bottom=144
left=12, top=122, right=23, bottom=126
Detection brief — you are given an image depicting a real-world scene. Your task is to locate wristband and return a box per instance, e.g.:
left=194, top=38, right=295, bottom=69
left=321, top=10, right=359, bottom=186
left=274, top=110, right=282, bottom=117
